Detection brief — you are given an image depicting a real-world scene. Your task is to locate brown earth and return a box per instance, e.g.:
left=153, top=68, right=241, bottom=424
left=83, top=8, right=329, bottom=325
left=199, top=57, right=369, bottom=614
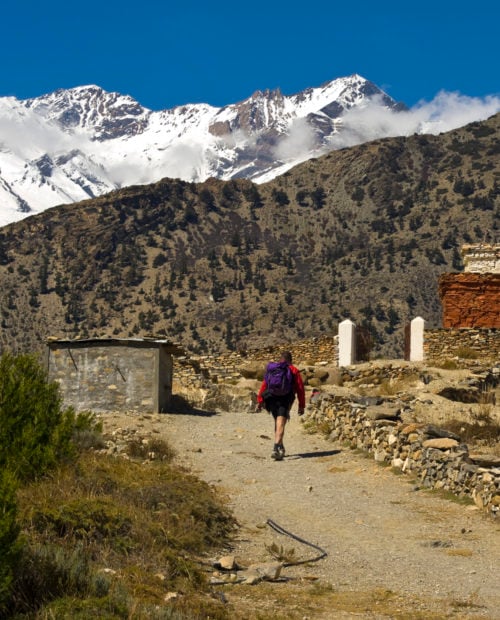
left=100, top=364, right=500, bottom=619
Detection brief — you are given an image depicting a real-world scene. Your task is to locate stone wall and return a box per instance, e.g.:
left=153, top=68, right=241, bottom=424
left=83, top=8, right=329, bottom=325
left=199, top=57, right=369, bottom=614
left=174, top=335, right=338, bottom=389
left=173, top=326, right=500, bottom=391
left=306, top=395, right=500, bottom=518
left=424, top=328, right=500, bottom=366
left=438, top=273, right=500, bottom=328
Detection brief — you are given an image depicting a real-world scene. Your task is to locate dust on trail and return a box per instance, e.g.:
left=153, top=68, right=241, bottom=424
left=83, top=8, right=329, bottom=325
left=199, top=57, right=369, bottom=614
left=105, top=406, right=500, bottom=618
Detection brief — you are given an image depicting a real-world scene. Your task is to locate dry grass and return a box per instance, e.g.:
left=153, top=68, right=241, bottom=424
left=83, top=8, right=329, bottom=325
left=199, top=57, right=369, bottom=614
left=377, top=372, right=421, bottom=396
left=264, top=542, right=297, bottom=564
left=12, top=451, right=236, bottom=618
left=221, top=581, right=466, bottom=619
left=443, top=411, right=500, bottom=450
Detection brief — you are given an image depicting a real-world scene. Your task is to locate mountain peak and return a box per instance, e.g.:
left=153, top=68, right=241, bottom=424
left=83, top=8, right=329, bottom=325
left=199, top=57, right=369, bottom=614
left=1, top=74, right=403, bottom=226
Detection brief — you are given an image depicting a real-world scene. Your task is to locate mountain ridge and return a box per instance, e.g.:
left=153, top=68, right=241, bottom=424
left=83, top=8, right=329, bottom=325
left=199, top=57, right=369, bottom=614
left=0, top=112, right=498, bottom=358
left=1, top=74, right=405, bottom=225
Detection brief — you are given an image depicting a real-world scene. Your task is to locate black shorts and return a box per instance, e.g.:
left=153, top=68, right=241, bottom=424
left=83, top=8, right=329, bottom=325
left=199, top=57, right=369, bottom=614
left=264, top=394, right=294, bottom=419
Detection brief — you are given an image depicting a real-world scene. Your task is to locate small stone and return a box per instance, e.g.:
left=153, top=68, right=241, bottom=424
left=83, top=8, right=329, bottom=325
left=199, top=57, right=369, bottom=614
left=423, top=438, right=459, bottom=449
left=215, top=555, right=238, bottom=570
left=247, top=562, right=283, bottom=580
left=238, top=569, right=261, bottom=585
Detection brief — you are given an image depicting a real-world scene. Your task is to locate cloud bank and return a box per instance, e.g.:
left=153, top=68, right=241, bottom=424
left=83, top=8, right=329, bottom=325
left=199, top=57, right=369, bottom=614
left=328, top=91, right=500, bottom=149
left=272, top=91, right=500, bottom=162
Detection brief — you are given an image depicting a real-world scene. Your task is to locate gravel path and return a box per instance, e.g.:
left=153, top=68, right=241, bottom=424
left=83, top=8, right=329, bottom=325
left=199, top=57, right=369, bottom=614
left=105, top=406, right=500, bottom=618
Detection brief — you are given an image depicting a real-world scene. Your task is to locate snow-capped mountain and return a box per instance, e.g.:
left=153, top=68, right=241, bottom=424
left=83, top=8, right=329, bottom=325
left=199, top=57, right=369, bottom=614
left=0, top=75, right=404, bottom=226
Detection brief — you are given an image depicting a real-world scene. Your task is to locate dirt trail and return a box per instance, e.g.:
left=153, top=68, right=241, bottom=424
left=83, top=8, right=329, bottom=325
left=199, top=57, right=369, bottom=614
left=104, top=406, right=500, bottom=618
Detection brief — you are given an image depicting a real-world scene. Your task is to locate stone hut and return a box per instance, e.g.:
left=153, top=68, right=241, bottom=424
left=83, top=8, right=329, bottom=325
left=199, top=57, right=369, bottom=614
left=438, top=244, right=500, bottom=328
left=47, top=337, right=184, bottom=413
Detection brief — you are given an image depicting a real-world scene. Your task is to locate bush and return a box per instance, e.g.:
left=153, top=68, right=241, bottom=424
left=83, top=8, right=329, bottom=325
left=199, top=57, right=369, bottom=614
left=0, top=471, right=21, bottom=613
left=0, top=353, right=100, bottom=614
left=0, top=353, right=79, bottom=482
left=7, top=544, right=104, bottom=615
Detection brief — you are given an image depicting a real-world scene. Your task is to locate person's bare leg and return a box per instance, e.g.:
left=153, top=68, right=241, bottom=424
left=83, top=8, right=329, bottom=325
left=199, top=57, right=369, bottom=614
left=274, top=415, right=287, bottom=446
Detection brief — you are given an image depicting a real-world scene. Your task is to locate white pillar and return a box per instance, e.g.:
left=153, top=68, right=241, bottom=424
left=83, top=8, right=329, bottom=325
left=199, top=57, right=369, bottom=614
left=410, top=316, right=425, bottom=362
left=338, top=319, right=356, bottom=367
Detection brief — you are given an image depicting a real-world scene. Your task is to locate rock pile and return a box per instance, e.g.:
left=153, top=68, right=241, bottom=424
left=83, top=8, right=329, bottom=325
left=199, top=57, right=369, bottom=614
left=339, top=362, right=419, bottom=387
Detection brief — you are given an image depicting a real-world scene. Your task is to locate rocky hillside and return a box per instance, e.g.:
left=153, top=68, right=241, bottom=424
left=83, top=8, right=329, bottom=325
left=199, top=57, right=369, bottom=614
left=0, top=112, right=498, bottom=358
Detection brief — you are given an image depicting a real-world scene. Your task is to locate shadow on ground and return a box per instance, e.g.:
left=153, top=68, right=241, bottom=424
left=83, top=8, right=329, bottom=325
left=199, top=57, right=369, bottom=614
left=287, top=449, right=342, bottom=459
left=163, top=395, right=219, bottom=417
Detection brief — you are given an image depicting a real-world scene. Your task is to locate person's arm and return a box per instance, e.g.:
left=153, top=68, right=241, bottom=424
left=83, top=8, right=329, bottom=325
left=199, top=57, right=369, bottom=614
left=292, top=366, right=306, bottom=413
left=257, top=379, right=268, bottom=407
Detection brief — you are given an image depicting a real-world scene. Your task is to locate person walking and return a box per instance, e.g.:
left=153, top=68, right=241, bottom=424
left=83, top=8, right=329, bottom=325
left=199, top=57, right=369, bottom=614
left=256, top=351, right=305, bottom=460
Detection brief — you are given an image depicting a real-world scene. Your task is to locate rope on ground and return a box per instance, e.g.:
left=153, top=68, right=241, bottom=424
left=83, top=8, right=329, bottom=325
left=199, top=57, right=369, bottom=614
left=266, top=518, right=328, bottom=566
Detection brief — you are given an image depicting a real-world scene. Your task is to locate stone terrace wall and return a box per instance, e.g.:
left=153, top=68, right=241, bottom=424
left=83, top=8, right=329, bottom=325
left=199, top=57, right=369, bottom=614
left=174, top=327, right=500, bottom=390
left=306, top=395, right=500, bottom=518
left=174, top=335, right=338, bottom=389
left=425, top=328, right=500, bottom=366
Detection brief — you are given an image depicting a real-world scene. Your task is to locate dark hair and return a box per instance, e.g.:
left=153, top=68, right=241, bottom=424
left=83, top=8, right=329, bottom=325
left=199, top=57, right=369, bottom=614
left=280, top=351, right=292, bottom=364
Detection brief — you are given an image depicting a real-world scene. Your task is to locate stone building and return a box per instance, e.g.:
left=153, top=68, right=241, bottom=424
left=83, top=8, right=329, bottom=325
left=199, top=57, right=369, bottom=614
left=438, top=244, right=500, bottom=328
left=47, top=337, right=184, bottom=413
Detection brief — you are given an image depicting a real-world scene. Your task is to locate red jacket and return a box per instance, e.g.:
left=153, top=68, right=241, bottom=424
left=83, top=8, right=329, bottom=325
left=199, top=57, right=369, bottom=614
left=257, top=364, right=305, bottom=409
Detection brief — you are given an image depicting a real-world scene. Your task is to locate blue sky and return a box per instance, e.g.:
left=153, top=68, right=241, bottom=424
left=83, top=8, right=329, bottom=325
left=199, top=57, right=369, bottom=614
left=2, top=0, right=498, bottom=110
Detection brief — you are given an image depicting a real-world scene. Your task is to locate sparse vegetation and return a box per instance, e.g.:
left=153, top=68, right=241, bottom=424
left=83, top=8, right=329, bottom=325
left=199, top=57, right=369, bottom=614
left=444, top=411, right=500, bottom=450
left=1, top=114, right=499, bottom=358
left=455, top=346, right=480, bottom=360
left=265, top=542, right=297, bottom=564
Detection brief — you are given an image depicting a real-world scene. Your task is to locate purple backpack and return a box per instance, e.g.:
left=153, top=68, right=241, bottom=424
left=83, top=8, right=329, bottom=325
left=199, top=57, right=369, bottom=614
left=264, top=361, right=294, bottom=396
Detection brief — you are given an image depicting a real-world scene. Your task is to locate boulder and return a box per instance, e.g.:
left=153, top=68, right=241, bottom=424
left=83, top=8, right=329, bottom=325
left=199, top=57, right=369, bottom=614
left=239, top=362, right=266, bottom=381
left=313, top=369, right=329, bottom=382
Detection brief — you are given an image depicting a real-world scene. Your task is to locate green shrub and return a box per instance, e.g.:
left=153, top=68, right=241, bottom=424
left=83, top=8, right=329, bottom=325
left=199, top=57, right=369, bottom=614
left=0, top=353, right=80, bottom=482
left=0, top=471, right=21, bottom=613
left=0, top=353, right=101, bottom=613
left=7, top=543, right=111, bottom=616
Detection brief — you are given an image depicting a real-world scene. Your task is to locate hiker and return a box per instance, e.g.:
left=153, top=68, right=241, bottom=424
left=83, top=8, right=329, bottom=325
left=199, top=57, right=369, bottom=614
left=256, top=351, right=305, bottom=460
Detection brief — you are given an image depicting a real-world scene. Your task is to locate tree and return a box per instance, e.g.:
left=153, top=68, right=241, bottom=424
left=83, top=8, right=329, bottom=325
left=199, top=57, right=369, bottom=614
left=0, top=353, right=97, bottom=613
left=199, top=189, right=217, bottom=212
left=0, top=353, right=79, bottom=481
left=272, top=188, right=290, bottom=206
left=0, top=470, right=21, bottom=612
left=311, top=187, right=326, bottom=210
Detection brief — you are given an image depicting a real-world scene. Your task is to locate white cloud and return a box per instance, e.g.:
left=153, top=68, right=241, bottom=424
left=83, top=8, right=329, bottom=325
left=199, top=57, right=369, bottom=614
left=273, top=117, right=317, bottom=161
left=0, top=101, right=92, bottom=160
left=327, top=92, right=500, bottom=149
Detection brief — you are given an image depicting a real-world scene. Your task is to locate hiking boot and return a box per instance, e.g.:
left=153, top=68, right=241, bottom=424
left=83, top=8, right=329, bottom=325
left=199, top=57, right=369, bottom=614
left=271, top=446, right=283, bottom=460
left=277, top=444, right=285, bottom=458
